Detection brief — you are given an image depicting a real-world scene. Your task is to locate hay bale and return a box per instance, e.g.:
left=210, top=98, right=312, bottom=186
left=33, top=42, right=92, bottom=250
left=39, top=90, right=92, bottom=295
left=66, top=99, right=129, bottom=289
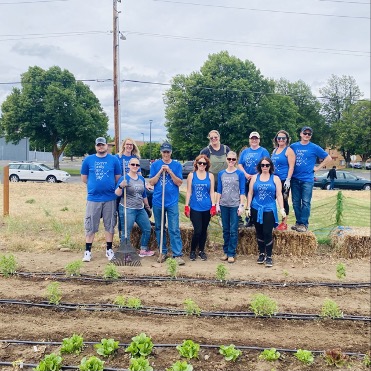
left=331, top=227, right=370, bottom=258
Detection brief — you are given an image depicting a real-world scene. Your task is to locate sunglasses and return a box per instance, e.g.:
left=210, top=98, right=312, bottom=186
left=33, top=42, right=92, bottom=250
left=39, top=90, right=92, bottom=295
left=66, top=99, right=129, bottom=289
left=261, top=163, right=270, bottom=167
left=227, top=158, right=237, bottom=161
left=162, top=151, right=170, bottom=153
left=303, top=132, right=312, bottom=136
left=277, top=136, right=287, bottom=141
left=197, top=162, right=207, bottom=165
left=209, top=136, right=218, bottom=140
left=125, top=143, right=133, bottom=146
left=130, top=163, right=140, bottom=167
left=250, top=137, right=259, bottom=140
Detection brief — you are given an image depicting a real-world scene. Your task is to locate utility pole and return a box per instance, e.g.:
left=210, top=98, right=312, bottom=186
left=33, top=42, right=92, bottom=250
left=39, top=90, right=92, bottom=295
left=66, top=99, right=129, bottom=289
left=113, top=0, right=121, bottom=152
left=149, top=119, right=153, bottom=160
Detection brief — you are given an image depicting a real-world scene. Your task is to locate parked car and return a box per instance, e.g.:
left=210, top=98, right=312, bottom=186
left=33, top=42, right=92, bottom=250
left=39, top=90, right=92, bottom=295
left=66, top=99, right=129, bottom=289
left=365, top=163, right=371, bottom=170
left=349, top=162, right=362, bottom=169
left=182, top=160, right=194, bottom=178
left=139, top=159, right=151, bottom=177
left=314, top=170, right=370, bottom=190
left=8, top=162, right=70, bottom=183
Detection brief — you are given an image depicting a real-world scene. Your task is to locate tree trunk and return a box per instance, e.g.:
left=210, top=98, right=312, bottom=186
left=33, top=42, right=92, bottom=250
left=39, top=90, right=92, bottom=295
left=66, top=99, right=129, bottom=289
left=52, top=142, right=68, bottom=169
left=341, top=149, right=351, bottom=167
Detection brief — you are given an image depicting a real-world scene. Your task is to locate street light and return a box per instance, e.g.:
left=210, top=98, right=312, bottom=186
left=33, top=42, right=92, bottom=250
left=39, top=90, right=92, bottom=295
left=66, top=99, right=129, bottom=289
left=149, top=119, right=153, bottom=160
left=141, top=132, right=144, bottom=144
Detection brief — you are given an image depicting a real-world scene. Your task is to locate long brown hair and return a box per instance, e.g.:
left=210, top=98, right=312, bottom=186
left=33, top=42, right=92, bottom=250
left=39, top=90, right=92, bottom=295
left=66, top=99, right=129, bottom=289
left=257, top=157, right=275, bottom=175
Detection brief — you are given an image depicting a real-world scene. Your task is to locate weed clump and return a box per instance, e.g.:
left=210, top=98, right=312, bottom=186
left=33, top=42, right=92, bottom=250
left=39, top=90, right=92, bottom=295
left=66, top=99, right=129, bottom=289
left=320, top=299, right=343, bottom=318
left=250, top=293, right=278, bottom=317
left=0, top=254, right=17, bottom=277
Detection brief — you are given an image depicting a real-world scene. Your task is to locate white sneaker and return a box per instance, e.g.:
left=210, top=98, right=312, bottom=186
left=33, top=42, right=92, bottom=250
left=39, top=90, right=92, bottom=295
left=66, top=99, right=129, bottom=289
left=82, top=251, right=91, bottom=262
left=106, top=249, right=115, bottom=261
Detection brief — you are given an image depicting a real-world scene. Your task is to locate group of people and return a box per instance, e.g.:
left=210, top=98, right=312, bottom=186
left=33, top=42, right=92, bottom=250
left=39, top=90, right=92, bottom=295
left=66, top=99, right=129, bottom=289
left=80, top=125, right=332, bottom=267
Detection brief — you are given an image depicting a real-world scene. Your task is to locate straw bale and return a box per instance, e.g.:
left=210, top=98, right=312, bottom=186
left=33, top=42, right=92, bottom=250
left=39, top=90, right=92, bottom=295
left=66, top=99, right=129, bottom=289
left=330, top=227, right=370, bottom=258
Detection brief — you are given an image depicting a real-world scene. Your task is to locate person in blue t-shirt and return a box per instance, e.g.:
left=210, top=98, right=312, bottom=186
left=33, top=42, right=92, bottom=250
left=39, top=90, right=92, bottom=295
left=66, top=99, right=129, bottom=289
left=149, top=142, right=185, bottom=265
left=290, top=127, right=332, bottom=232
left=80, top=137, right=121, bottom=262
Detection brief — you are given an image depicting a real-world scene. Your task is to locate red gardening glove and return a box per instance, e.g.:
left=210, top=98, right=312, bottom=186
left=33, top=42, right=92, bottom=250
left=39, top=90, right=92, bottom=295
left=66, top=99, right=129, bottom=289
left=184, top=205, right=190, bottom=218
left=210, top=204, right=216, bottom=217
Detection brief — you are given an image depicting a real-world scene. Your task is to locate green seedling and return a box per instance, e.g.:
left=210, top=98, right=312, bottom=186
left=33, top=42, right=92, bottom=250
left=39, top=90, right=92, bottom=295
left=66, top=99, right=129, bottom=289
left=282, top=269, right=289, bottom=278
left=219, top=344, right=242, bottom=361
left=79, top=356, right=105, bottom=371
left=184, top=298, right=201, bottom=316
left=125, top=332, right=154, bottom=358
left=94, top=338, right=119, bottom=357
left=323, top=348, right=349, bottom=367
left=60, top=206, right=69, bottom=211
left=294, top=349, right=314, bottom=365
left=64, top=260, right=82, bottom=277
left=34, top=353, right=63, bottom=371
left=259, top=348, right=280, bottom=362
left=12, top=360, right=24, bottom=370
left=176, top=340, right=200, bottom=360
left=129, top=357, right=153, bottom=371
left=320, top=299, right=343, bottom=318
left=215, top=263, right=228, bottom=281
left=26, top=198, right=36, bottom=204
left=363, top=352, right=371, bottom=367
left=60, top=334, right=84, bottom=355
left=127, top=297, right=142, bottom=309
left=46, top=282, right=62, bottom=305
left=336, top=262, right=346, bottom=280
left=0, top=254, right=17, bottom=277
left=114, top=295, right=126, bottom=308
left=103, top=263, right=120, bottom=280
left=250, top=294, right=278, bottom=317
left=166, top=360, right=193, bottom=371
left=166, top=258, right=178, bottom=278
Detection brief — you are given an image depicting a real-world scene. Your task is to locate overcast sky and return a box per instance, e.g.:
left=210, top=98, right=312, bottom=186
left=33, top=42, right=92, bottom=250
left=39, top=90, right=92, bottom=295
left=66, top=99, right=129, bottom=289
left=0, top=0, right=369, bottom=145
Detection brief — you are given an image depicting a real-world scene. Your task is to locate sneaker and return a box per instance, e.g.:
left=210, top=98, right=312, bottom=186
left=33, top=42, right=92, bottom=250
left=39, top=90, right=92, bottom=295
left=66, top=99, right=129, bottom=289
left=220, top=254, right=228, bottom=261
left=228, top=256, right=235, bottom=263
left=291, top=223, right=299, bottom=231
left=198, top=251, right=207, bottom=261
left=296, top=224, right=308, bottom=233
left=276, top=222, right=287, bottom=231
left=82, top=251, right=91, bottom=262
left=189, top=251, right=197, bottom=261
left=157, top=254, right=168, bottom=263
left=265, top=256, right=273, bottom=267
left=106, top=249, right=115, bottom=261
left=139, top=249, right=155, bottom=257
left=174, top=256, right=185, bottom=266
left=257, top=253, right=265, bottom=264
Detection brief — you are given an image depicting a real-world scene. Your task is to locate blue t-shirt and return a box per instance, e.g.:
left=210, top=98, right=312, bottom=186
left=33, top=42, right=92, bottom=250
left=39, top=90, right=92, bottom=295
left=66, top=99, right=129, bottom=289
left=150, top=159, right=183, bottom=207
left=291, top=141, right=328, bottom=182
left=115, top=154, right=141, bottom=175
left=81, top=154, right=121, bottom=202
left=189, top=172, right=212, bottom=212
left=217, top=169, right=245, bottom=207
left=271, top=147, right=289, bottom=181
left=238, top=147, right=270, bottom=175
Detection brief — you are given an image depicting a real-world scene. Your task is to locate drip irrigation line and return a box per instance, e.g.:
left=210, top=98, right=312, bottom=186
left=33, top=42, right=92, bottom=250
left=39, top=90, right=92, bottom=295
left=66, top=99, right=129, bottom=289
left=0, top=362, right=124, bottom=371
left=0, top=299, right=369, bottom=322
left=9, top=271, right=371, bottom=289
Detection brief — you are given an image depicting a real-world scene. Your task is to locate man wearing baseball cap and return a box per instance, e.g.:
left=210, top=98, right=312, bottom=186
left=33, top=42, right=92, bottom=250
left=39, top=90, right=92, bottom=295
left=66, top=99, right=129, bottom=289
left=290, top=127, right=332, bottom=232
left=149, top=142, right=185, bottom=265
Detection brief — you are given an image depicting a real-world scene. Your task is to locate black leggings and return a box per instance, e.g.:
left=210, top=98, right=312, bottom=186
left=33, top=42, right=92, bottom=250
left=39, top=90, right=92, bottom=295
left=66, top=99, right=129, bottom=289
left=190, top=209, right=211, bottom=252
left=251, top=208, right=275, bottom=257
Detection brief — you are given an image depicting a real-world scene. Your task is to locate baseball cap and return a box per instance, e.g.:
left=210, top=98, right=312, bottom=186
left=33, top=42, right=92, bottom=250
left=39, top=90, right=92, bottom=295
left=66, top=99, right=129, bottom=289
left=160, top=142, right=172, bottom=152
left=301, top=126, right=313, bottom=133
left=249, top=131, right=260, bottom=139
left=95, top=137, right=107, bottom=145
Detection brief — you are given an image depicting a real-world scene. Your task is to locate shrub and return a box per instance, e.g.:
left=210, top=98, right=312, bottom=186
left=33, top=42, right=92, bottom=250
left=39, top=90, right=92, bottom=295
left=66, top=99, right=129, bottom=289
left=250, top=294, right=278, bottom=317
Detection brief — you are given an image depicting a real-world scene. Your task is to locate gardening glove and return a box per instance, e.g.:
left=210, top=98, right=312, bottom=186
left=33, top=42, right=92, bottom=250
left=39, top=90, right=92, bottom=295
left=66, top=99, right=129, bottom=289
left=144, top=205, right=152, bottom=218
left=283, top=178, right=291, bottom=190
left=210, top=204, right=217, bottom=217
left=245, top=207, right=251, bottom=218
left=216, top=203, right=221, bottom=214
left=238, top=204, right=245, bottom=216
left=280, top=208, right=286, bottom=218
left=184, top=205, right=190, bottom=218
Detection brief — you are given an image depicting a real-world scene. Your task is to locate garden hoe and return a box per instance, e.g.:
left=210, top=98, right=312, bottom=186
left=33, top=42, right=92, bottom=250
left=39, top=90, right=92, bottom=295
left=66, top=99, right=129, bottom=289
left=111, top=185, right=141, bottom=266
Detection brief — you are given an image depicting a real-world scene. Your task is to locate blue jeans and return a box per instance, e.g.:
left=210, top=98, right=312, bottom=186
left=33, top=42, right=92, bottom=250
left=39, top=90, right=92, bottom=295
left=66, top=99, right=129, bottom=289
left=119, top=205, right=151, bottom=250
left=153, top=204, right=183, bottom=257
left=291, top=179, right=314, bottom=227
left=220, top=205, right=239, bottom=257
left=329, top=179, right=335, bottom=190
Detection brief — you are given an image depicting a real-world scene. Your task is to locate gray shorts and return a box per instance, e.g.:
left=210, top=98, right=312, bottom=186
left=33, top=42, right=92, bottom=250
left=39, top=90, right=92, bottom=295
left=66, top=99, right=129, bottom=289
left=84, top=200, right=117, bottom=236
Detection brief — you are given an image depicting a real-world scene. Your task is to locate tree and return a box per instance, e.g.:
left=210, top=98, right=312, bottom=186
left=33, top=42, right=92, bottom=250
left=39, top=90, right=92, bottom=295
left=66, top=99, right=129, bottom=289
left=0, top=66, right=108, bottom=168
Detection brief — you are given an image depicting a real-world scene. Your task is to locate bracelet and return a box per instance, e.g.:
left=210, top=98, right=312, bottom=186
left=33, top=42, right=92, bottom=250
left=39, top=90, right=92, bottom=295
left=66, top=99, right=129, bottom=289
left=118, top=185, right=123, bottom=189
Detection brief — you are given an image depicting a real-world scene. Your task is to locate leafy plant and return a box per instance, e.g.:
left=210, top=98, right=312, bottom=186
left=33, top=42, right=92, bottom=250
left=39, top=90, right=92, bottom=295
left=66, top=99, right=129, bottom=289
left=125, top=332, right=154, bottom=358
left=46, top=282, right=62, bottom=305
left=0, top=253, right=17, bottom=277
left=60, top=206, right=69, bottom=211
left=363, top=352, right=371, bottom=367
left=166, top=360, right=193, bottom=371
left=127, top=297, right=142, bottom=309
left=166, top=258, right=178, bottom=278
left=282, top=269, right=289, bottom=278
left=12, top=359, right=24, bottom=370
left=320, top=299, right=343, bottom=318
left=60, top=334, right=84, bottom=354
left=176, top=340, right=200, bottom=360
left=323, top=348, right=349, bottom=367
left=335, top=191, right=344, bottom=225
left=129, top=357, right=153, bottom=371
left=94, top=338, right=119, bottom=357
left=294, top=349, right=314, bottom=365
left=64, top=260, right=82, bottom=276
left=79, top=356, right=105, bottom=371
left=219, top=344, right=242, bottom=361
left=34, top=353, right=63, bottom=371
left=215, top=263, right=228, bottom=281
left=103, top=263, right=120, bottom=279
left=184, top=298, right=201, bottom=316
left=336, top=263, right=346, bottom=280
left=250, top=294, right=278, bottom=317
left=114, top=295, right=126, bottom=308
left=259, top=348, right=280, bottom=362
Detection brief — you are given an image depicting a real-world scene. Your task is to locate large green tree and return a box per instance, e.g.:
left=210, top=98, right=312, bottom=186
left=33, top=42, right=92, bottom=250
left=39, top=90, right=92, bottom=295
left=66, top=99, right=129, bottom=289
left=164, top=51, right=298, bottom=159
left=0, top=66, right=108, bottom=168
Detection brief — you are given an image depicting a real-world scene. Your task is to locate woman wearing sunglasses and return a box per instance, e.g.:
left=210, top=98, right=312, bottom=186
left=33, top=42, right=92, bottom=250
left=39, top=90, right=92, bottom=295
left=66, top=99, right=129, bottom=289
left=271, top=130, right=296, bottom=230
left=184, top=155, right=216, bottom=261
left=215, top=151, right=246, bottom=263
left=246, top=157, right=286, bottom=267
left=115, top=158, right=154, bottom=257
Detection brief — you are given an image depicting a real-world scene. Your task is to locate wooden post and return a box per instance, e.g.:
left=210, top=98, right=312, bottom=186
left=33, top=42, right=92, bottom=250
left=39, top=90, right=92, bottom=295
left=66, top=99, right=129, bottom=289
left=3, top=165, right=9, bottom=216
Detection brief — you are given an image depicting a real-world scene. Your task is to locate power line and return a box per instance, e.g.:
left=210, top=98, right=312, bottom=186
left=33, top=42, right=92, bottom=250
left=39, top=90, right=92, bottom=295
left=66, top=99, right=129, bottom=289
left=0, top=0, right=70, bottom=4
